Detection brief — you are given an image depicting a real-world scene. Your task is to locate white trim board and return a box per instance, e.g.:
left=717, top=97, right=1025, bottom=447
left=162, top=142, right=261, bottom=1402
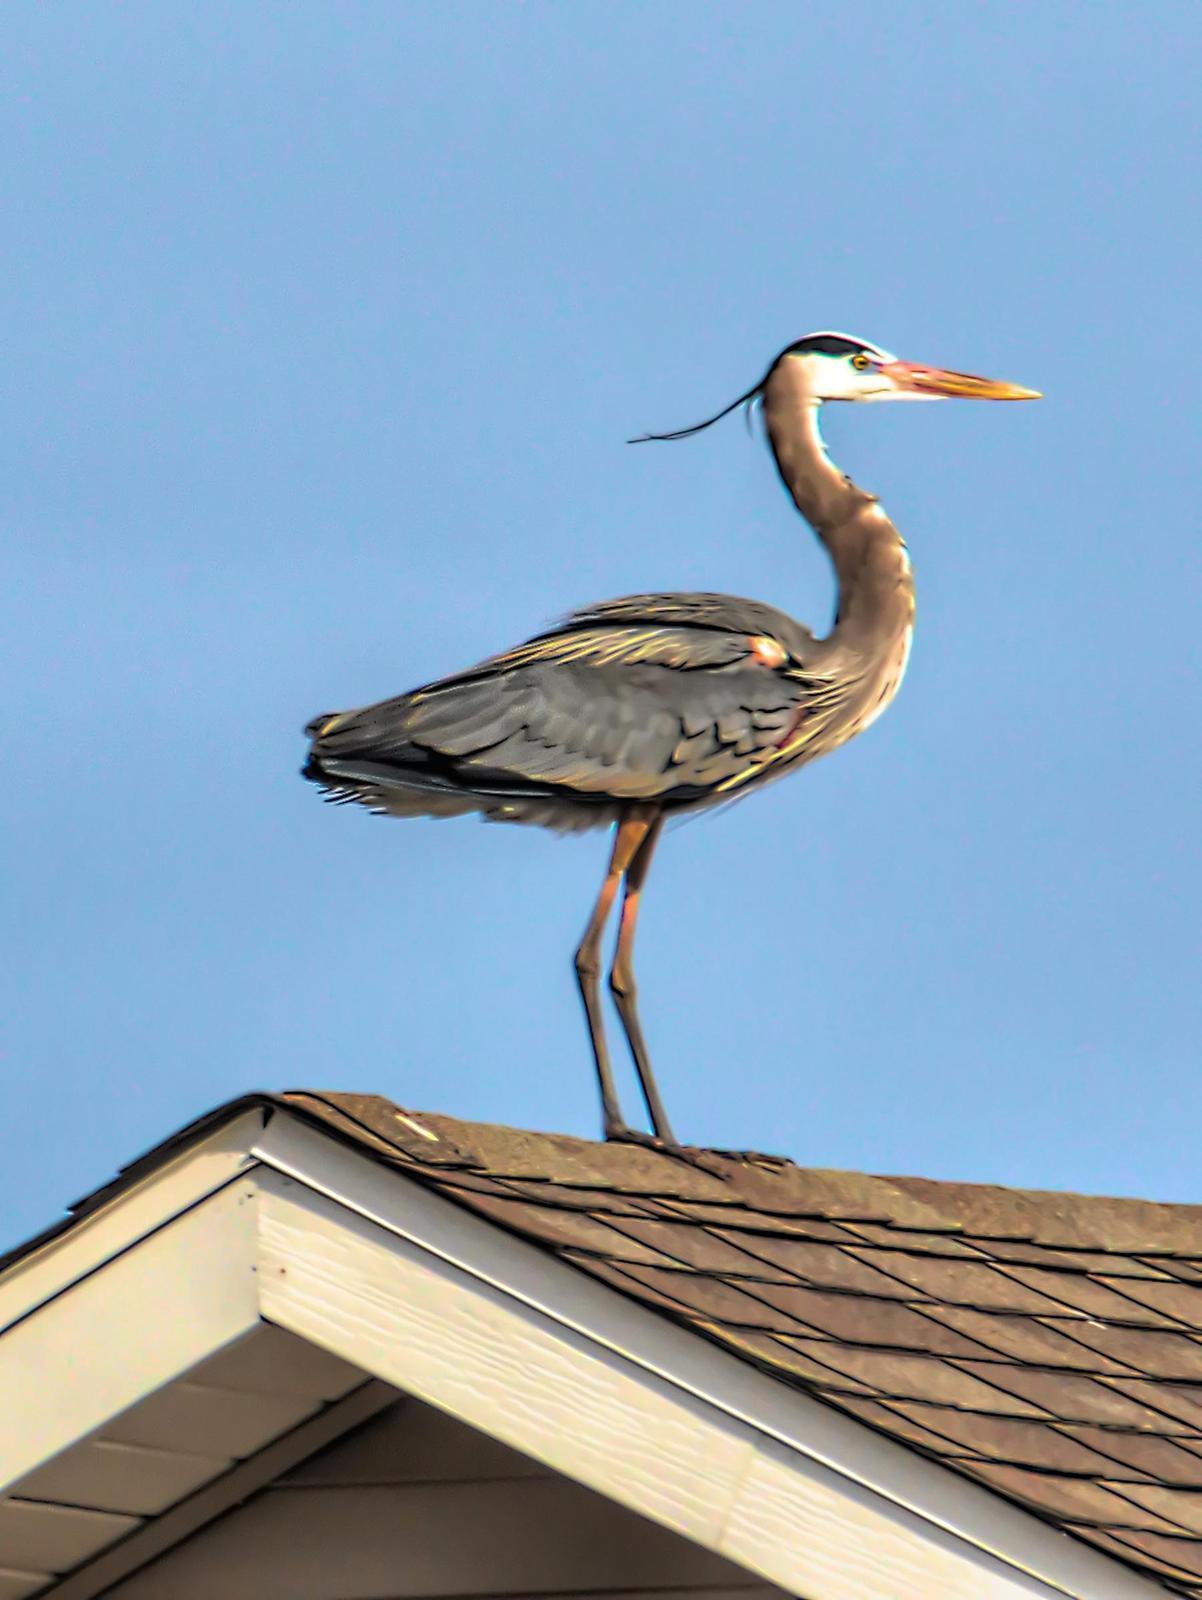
left=0, top=1178, right=262, bottom=1492
left=0, top=1109, right=266, bottom=1338
left=250, top=1114, right=1165, bottom=1600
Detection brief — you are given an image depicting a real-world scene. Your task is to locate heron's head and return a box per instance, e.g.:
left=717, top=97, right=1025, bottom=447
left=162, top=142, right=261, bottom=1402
left=782, top=331, right=1041, bottom=404
left=629, top=332, right=1039, bottom=444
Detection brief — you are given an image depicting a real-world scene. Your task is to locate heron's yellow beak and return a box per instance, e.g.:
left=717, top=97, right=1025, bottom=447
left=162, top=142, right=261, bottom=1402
left=880, top=360, right=1041, bottom=401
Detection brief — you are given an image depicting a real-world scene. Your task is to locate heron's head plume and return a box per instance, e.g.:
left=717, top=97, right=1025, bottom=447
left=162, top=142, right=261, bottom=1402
left=629, top=332, right=1039, bottom=442
left=627, top=373, right=768, bottom=444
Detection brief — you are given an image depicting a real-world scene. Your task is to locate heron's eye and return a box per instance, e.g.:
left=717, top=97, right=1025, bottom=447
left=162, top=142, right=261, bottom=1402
left=850, top=352, right=872, bottom=372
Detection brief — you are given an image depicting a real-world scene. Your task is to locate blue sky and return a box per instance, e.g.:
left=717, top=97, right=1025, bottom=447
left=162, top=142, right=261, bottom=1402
left=4, top=2, right=1201, bottom=1249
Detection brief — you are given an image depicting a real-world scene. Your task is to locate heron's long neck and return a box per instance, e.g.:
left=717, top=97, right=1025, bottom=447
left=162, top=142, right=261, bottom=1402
left=762, top=363, right=915, bottom=650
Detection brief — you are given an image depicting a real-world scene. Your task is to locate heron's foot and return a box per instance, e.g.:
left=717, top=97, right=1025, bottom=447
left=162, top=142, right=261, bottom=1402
left=603, top=1123, right=671, bottom=1149
left=603, top=1125, right=791, bottom=1181
left=702, top=1145, right=792, bottom=1168
left=604, top=1124, right=741, bottom=1181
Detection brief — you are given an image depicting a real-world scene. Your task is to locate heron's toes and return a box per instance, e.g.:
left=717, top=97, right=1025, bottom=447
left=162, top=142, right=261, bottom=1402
left=603, top=1123, right=663, bottom=1148
left=604, top=1125, right=742, bottom=1181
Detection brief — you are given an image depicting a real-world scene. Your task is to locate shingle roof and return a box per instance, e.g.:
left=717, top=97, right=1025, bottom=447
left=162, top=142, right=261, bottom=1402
left=18, top=1088, right=1202, bottom=1595
left=275, top=1091, right=1202, bottom=1597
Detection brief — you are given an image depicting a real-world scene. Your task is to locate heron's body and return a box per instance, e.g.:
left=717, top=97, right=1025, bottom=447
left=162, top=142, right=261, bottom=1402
left=305, top=591, right=910, bottom=833
left=306, top=362, right=916, bottom=830
left=305, top=333, right=1035, bottom=1145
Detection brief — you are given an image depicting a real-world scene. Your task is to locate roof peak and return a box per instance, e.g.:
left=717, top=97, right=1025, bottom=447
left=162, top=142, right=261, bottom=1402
left=10, top=1088, right=1199, bottom=1276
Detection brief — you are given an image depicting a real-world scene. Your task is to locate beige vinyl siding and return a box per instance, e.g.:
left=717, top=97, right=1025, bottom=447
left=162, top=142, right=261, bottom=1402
left=104, top=1399, right=790, bottom=1600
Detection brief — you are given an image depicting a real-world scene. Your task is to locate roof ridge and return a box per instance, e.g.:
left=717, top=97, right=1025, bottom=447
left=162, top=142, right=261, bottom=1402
left=281, top=1092, right=1202, bottom=1255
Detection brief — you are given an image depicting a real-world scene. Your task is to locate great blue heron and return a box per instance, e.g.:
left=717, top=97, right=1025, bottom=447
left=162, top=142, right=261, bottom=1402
left=304, top=332, right=1038, bottom=1145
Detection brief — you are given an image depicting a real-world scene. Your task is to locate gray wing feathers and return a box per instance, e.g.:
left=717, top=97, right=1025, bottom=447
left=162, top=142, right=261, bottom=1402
left=457, top=668, right=687, bottom=797
left=308, top=602, right=833, bottom=811
left=406, top=682, right=528, bottom=755
left=448, top=663, right=806, bottom=796
left=314, top=665, right=806, bottom=800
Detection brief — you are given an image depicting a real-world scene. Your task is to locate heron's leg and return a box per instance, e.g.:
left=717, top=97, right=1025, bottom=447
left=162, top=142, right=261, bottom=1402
left=609, top=813, right=678, bottom=1145
left=575, top=811, right=653, bottom=1140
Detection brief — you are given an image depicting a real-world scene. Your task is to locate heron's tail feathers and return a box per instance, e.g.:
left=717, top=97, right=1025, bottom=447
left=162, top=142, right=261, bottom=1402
left=304, top=698, right=429, bottom=798
left=301, top=696, right=613, bottom=834
left=304, top=696, right=507, bottom=818
left=303, top=697, right=416, bottom=763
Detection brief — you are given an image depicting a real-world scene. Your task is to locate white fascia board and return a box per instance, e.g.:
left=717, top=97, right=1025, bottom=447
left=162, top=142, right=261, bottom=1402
left=0, top=1109, right=266, bottom=1338
left=0, top=1178, right=262, bottom=1490
left=251, top=1113, right=1164, bottom=1600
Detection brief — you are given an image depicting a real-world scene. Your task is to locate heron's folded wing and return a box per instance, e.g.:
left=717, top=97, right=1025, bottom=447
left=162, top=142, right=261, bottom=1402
left=394, top=625, right=831, bottom=800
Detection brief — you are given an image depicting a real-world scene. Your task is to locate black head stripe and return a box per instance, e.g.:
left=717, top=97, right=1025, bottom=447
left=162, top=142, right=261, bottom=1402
left=786, top=332, right=875, bottom=359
